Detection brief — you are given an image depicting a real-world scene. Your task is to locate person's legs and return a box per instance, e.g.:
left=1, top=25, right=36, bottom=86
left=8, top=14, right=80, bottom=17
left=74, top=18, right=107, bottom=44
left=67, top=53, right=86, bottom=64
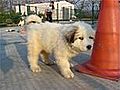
left=49, top=14, right=52, bottom=22
left=46, top=12, right=52, bottom=22
left=46, top=14, right=49, bottom=21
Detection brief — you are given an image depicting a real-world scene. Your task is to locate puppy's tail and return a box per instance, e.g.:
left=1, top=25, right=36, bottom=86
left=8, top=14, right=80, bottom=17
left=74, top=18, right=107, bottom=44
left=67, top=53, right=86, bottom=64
left=25, top=14, right=43, bottom=25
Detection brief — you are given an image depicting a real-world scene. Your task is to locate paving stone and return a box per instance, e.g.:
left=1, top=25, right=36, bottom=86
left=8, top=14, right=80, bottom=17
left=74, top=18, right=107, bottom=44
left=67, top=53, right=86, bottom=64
left=0, top=27, right=119, bottom=90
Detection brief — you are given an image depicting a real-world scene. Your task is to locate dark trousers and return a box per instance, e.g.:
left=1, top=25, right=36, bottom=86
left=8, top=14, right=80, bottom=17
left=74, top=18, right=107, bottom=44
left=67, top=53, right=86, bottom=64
left=46, top=12, right=52, bottom=22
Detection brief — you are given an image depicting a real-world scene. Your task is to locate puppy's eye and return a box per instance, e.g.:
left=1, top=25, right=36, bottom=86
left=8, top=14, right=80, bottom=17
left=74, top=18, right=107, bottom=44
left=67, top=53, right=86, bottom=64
left=89, top=36, right=94, bottom=40
left=79, top=37, right=84, bottom=40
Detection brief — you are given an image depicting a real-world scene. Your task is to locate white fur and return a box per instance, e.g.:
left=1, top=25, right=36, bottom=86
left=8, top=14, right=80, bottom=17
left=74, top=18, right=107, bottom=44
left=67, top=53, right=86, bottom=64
left=18, top=14, right=43, bottom=33
left=27, top=21, right=95, bottom=79
left=25, top=14, right=43, bottom=24
left=18, top=20, right=24, bottom=26
left=18, top=14, right=43, bottom=26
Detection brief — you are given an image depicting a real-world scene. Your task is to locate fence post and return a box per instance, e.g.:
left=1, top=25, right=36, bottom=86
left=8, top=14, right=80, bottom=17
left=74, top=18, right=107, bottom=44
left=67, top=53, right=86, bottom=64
left=92, top=1, right=94, bottom=25
left=57, top=3, right=59, bottom=23
left=18, top=4, right=21, bottom=15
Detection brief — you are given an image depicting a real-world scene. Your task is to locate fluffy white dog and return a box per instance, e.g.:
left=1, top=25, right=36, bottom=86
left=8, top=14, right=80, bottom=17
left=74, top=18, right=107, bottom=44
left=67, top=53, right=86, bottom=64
left=18, top=14, right=43, bottom=33
left=18, top=20, right=25, bottom=26
left=25, top=14, right=43, bottom=25
left=27, top=21, right=95, bottom=79
left=18, top=14, right=43, bottom=26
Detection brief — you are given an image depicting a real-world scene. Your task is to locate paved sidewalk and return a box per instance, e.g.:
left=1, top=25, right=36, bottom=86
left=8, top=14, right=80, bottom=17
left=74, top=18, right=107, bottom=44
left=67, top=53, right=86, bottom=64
left=0, top=27, right=120, bottom=90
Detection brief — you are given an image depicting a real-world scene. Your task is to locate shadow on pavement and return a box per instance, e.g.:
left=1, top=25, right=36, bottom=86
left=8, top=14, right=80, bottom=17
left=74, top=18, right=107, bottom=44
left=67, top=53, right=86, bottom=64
left=0, top=39, right=13, bottom=74
left=15, top=43, right=29, bottom=67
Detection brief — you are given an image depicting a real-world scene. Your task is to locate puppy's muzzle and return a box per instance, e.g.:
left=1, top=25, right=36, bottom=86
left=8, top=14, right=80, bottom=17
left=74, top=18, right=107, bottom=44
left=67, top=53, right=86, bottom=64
left=86, top=45, right=92, bottom=50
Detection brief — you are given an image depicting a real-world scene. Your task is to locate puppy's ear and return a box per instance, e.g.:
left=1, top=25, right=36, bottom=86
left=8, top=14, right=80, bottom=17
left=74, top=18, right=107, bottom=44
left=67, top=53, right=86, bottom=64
left=65, top=26, right=78, bottom=43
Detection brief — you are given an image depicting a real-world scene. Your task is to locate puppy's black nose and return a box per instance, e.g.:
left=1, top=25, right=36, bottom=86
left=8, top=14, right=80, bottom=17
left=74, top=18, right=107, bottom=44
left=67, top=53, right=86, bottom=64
left=87, top=45, right=92, bottom=50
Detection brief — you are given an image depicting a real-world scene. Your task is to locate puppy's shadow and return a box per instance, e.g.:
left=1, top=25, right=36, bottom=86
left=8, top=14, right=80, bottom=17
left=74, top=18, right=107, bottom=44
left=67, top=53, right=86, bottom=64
left=72, top=52, right=91, bottom=64
left=42, top=54, right=60, bottom=73
left=46, top=52, right=91, bottom=74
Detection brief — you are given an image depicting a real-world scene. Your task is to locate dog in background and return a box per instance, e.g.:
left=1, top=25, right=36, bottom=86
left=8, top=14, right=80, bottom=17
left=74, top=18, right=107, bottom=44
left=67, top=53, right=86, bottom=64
left=27, top=21, right=95, bottom=79
left=18, top=14, right=43, bottom=26
left=18, top=14, right=43, bottom=33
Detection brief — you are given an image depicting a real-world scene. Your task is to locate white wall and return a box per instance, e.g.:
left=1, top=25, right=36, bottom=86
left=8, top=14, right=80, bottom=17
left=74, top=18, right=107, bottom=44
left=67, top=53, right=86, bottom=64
left=15, top=5, right=27, bottom=15
left=55, top=1, right=74, bottom=20
left=14, top=1, right=75, bottom=20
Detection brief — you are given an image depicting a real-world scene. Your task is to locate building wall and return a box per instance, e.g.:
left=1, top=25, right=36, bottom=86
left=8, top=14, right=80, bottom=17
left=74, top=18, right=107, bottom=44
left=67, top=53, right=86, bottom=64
left=15, top=5, right=27, bottom=15
left=14, top=1, right=74, bottom=20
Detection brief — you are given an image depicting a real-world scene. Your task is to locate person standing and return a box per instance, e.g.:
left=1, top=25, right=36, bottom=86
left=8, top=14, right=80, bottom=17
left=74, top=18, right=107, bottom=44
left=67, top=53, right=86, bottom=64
left=45, top=1, right=54, bottom=22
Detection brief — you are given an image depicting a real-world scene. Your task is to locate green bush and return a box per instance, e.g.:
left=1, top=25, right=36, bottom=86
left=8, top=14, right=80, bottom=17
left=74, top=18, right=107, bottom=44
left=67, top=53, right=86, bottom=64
left=6, top=19, right=13, bottom=24
left=0, top=10, right=22, bottom=25
left=9, top=10, right=22, bottom=24
left=0, top=23, right=7, bottom=27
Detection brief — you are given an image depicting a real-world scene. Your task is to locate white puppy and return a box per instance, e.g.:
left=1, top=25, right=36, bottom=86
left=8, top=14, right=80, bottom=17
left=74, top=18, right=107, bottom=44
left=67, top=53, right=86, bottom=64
left=27, top=21, right=95, bottom=79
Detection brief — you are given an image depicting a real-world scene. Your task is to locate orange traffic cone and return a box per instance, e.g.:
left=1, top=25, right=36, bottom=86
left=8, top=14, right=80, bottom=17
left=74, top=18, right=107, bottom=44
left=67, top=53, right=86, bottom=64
left=75, top=0, right=120, bottom=81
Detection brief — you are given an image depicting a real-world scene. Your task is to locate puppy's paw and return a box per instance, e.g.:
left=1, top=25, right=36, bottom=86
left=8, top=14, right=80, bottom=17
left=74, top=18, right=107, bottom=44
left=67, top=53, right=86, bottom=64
left=30, top=65, right=41, bottom=73
left=61, top=69, right=74, bottom=79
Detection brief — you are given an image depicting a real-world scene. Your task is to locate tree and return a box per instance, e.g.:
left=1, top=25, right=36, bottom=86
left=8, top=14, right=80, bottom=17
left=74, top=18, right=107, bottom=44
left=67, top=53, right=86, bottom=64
left=73, top=0, right=100, bottom=20
left=0, top=0, right=4, bottom=12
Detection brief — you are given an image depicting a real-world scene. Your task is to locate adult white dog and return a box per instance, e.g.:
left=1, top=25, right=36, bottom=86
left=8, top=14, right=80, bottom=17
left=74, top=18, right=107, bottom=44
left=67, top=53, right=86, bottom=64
left=18, top=14, right=43, bottom=26
left=27, top=21, right=95, bottom=79
left=25, top=14, right=43, bottom=25
left=18, top=14, right=43, bottom=33
left=18, top=20, right=25, bottom=26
